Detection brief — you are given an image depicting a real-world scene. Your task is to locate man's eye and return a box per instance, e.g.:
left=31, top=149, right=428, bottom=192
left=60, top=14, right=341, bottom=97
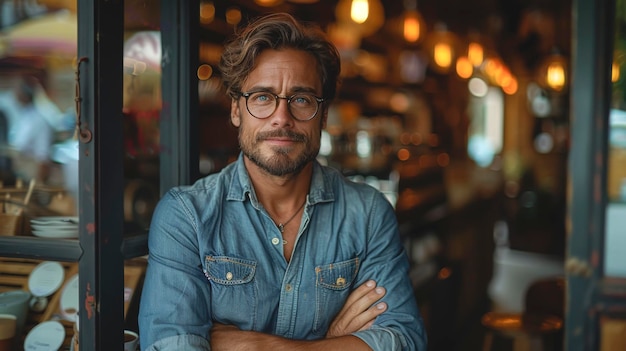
left=292, top=95, right=313, bottom=105
left=252, top=93, right=273, bottom=103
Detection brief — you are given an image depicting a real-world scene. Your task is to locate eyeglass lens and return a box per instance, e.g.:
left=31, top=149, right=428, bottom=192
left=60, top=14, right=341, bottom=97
left=245, top=92, right=320, bottom=120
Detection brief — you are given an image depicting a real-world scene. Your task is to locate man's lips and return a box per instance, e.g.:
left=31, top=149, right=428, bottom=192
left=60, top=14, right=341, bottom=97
left=263, top=137, right=297, bottom=146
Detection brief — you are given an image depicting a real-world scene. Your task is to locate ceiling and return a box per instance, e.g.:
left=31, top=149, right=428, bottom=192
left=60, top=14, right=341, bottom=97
left=201, top=0, right=572, bottom=73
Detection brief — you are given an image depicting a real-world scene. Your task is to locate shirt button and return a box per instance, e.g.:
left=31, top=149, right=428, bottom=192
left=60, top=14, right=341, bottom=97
left=285, top=284, right=292, bottom=292
left=226, top=272, right=233, bottom=281
left=272, top=237, right=280, bottom=245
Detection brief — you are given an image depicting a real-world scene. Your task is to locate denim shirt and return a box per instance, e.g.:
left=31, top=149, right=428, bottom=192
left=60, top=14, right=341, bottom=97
left=138, top=154, right=427, bottom=351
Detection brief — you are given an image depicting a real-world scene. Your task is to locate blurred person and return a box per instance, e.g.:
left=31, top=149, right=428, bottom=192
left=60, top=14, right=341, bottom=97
left=8, top=77, right=54, bottom=183
left=138, top=13, right=426, bottom=351
left=0, top=109, right=15, bottom=184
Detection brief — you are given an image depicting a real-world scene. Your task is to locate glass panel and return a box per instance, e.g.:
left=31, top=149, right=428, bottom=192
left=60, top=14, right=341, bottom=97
left=605, top=0, right=626, bottom=277
left=123, top=0, right=161, bottom=234
left=198, top=2, right=239, bottom=176
left=0, top=0, right=79, bottom=237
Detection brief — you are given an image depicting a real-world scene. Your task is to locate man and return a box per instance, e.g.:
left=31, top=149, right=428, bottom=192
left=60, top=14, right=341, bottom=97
left=8, top=77, right=53, bottom=183
left=138, top=13, right=426, bottom=351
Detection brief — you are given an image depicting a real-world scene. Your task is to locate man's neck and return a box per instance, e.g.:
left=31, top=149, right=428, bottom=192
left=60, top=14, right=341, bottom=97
left=243, top=156, right=312, bottom=210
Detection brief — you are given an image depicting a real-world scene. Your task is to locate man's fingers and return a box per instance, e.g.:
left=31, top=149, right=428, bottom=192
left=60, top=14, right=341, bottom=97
left=332, top=280, right=377, bottom=322
left=327, top=281, right=388, bottom=337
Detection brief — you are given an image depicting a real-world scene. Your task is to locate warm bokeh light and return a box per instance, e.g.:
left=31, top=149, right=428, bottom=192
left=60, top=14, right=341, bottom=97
left=199, top=2, right=215, bottom=24
left=502, top=76, right=518, bottom=95
left=468, top=42, right=484, bottom=67
left=546, top=62, right=565, bottom=91
left=612, top=61, right=620, bottom=83
left=456, top=56, right=473, bottom=79
left=397, top=148, right=410, bottom=161
left=225, top=7, right=242, bottom=25
left=424, top=23, right=458, bottom=73
left=410, top=133, right=423, bottom=145
left=254, top=0, right=283, bottom=6
left=403, top=10, right=422, bottom=43
left=350, top=0, right=369, bottom=23
left=539, top=52, right=568, bottom=92
left=400, top=132, right=411, bottom=145
left=434, top=43, right=452, bottom=70
left=438, top=267, right=452, bottom=280
left=335, top=0, right=384, bottom=36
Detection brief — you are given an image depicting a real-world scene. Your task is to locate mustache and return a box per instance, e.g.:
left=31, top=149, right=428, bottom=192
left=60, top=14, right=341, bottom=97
left=256, top=130, right=306, bottom=142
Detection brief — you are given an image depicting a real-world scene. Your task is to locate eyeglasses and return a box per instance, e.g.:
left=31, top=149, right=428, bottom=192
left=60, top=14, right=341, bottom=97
left=238, top=91, right=324, bottom=121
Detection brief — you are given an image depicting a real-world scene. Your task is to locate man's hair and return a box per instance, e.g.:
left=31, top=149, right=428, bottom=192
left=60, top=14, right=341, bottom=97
left=219, top=12, right=341, bottom=103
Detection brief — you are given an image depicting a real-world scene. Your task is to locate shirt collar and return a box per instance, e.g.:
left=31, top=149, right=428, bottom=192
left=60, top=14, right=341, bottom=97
left=226, top=152, right=335, bottom=206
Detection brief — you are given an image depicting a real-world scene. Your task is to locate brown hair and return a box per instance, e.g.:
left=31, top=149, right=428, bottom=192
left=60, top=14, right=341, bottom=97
left=219, top=12, right=341, bottom=103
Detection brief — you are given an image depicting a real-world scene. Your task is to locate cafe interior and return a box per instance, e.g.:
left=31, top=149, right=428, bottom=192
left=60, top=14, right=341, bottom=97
left=0, top=0, right=625, bottom=350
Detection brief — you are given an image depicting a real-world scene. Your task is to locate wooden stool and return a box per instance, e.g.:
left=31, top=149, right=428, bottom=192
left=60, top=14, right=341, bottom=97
left=482, top=276, right=565, bottom=351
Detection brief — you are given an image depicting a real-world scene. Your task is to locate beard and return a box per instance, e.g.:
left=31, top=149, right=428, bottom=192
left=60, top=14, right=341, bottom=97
left=239, top=128, right=320, bottom=177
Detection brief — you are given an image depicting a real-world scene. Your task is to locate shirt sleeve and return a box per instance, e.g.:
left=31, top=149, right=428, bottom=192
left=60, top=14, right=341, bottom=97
left=350, top=189, right=428, bottom=351
left=138, top=190, right=213, bottom=351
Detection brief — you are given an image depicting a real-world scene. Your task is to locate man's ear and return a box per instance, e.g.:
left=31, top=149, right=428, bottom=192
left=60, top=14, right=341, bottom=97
left=231, top=99, right=241, bottom=127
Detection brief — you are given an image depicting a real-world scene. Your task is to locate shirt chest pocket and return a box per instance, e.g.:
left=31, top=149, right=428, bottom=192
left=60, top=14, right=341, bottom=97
left=312, top=257, right=360, bottom=335
left=205, top=256, right=257, bottom=327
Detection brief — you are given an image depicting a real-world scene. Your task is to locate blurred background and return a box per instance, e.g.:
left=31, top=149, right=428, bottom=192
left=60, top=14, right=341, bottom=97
left=0, top=0, right=625, bottom=350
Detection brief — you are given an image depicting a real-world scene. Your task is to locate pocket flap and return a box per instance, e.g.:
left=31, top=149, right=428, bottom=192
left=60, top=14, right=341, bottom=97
left=315, top=257, right=359, bottom=290
left=205, top=256, right=256, bottom=285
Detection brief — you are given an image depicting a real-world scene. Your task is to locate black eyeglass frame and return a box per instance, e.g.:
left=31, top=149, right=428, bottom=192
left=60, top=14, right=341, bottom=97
left=238, top=91, right=325, bottom=121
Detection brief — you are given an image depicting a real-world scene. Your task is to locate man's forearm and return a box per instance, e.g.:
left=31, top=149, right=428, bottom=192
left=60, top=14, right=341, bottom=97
left=210, top=326, right=372, bottom=351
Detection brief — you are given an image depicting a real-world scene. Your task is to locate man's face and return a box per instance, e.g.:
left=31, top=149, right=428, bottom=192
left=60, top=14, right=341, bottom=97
left=231, top=49, right=327, bottom=177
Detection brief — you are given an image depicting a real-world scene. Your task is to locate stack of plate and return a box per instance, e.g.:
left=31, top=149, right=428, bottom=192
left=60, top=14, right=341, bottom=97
left=30, top=216, right=79, bottom=239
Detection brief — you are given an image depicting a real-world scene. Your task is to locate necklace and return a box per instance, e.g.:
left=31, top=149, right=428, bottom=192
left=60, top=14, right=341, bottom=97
left=274, top=200, right=306, bottom=234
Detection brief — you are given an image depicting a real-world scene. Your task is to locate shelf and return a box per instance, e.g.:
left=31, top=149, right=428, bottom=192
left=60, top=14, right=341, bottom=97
left=0, top=234, right=148, bottom=262
left=0, top=237, right=81, bottom=261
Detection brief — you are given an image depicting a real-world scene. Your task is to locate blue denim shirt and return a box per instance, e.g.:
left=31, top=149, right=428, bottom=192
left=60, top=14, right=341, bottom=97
left=138, top=154, right=427, bottom=350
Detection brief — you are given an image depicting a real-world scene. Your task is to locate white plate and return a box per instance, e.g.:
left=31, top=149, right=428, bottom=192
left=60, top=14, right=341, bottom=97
left=32, top=228, right=79, bottom=239
left=24, top=320, right=65, bottom=351
left=60, top=274, right=79, bottom=322
left=30, top=223, right=77, bottom=231
left=30, top=216, right=78, bottom=226
left=28, top=261, right=65, bottom=297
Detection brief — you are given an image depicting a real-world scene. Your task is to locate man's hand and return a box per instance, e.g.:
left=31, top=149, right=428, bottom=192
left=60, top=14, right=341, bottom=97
left=326, top=280, right=387, bottom=338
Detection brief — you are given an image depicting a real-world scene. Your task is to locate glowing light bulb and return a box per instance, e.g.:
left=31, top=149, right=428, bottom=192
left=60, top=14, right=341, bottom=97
left=456, top=56, right=473, bottom=79
left=546, top=62, right=565, bottom=91
left=351, top=0, right=369, bottom=24
left=468, top=42, right=484, bottom=67
left=434, top=43, right=452, bottom=69
left=403, top=10, right=421, bottom=42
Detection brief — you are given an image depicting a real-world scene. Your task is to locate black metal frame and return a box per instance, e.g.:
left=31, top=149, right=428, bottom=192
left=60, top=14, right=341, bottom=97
left=0, top=0, right=198, bottom=349
left=567, top=0, right=626, bottom=350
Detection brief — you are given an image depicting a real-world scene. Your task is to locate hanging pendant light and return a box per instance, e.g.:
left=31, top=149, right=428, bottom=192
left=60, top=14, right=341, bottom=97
left=335, top=0, right=384, bottom=37
left=403, top=10, right=425, bottom=43
left=538, top=48, right=568, bottom=92
left=424, top=23, right=457, bottom=73
left=401, top=0, right=424, bottom=43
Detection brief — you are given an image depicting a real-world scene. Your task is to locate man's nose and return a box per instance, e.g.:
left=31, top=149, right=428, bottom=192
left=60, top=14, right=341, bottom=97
left=270, top=98, right=294, bottom=125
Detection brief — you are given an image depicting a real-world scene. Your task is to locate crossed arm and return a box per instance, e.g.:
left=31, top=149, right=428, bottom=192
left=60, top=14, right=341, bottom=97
left=209, top=280, right=388, bottom=351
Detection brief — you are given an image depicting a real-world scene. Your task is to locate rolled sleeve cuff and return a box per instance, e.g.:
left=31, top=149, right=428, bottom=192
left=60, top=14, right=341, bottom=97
left=142, top=334, right=210, bottom=351
left=352, top=326, right=406, bottom=351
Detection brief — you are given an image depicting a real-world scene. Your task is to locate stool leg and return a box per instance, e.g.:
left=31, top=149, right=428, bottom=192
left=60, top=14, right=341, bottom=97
left=482, top=331, right=494, bottom=351
left=513, top=335, right=543, bottom=351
